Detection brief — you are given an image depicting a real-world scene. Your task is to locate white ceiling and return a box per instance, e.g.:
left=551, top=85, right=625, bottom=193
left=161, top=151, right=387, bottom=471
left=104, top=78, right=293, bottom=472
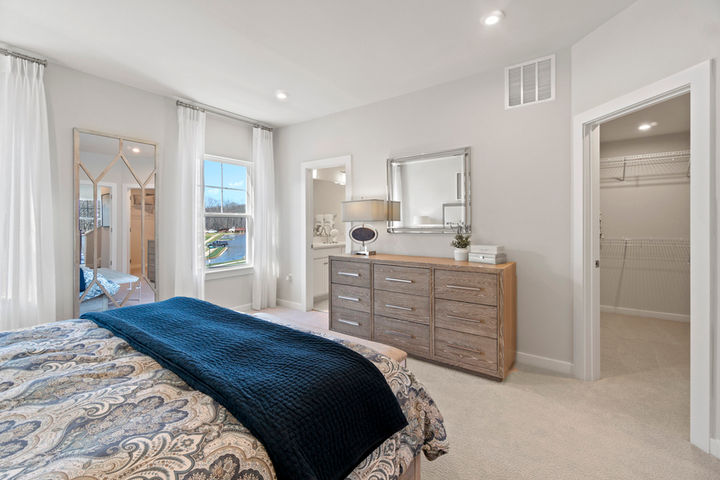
left=0, top=0, right=634, bottom=126
left=600, top=94, right=690, bottom=143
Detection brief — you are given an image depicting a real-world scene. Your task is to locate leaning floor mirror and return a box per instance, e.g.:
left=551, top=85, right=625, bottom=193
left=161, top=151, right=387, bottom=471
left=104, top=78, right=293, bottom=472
left=73, top=129, right=158, bottom=316
left=387, top=147, right=471, bottom=233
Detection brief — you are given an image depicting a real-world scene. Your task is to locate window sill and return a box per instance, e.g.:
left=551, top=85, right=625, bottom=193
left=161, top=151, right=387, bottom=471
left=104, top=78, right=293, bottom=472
left=205, top=265, right=254, bottom=280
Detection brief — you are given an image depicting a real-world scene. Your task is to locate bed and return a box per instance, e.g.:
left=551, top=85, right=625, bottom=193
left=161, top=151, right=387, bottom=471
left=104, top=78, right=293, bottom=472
left=0, top=299, right=448, bottom=480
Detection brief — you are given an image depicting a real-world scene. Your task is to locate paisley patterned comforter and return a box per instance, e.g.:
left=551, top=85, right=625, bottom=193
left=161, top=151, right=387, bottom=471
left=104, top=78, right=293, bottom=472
left=0, top=319, right=448, bottom=479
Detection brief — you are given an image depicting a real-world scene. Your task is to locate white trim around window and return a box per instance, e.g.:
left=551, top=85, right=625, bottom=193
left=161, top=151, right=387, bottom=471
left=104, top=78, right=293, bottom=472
left=203, top=153, right=254, bottom=276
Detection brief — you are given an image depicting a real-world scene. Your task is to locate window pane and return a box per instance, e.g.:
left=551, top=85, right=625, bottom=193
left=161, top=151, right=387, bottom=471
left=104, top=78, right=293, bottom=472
left=204, top=159, right=222, bottom=187
left=205, top=187, right=222, bottom=213
left=223, top=188, right=246, bottom=213
left=205, top=216, right=248, bottom=268
left=223, top=163, right=247, bottom=190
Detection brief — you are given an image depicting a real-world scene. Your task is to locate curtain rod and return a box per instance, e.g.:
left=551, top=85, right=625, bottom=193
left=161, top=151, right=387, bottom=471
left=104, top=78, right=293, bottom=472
left=0, top=48, right=48, bottom=66
left=176, top=99, right=273, bottom=131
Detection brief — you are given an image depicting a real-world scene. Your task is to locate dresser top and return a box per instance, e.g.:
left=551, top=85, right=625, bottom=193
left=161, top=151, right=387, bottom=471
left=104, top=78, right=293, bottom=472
left=330, top=253, right=515, bottom=273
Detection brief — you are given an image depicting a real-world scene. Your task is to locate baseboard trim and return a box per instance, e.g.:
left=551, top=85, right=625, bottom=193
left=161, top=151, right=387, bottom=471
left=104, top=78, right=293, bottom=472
left=277, top=298, right=304, bottom=311
left=232, top=303, right=253, bottom=312
left=516, top=351, right=574, bottom=376
left=600, top=305, right=690, bottom=323
left=710, top=438, right=720, bottom=459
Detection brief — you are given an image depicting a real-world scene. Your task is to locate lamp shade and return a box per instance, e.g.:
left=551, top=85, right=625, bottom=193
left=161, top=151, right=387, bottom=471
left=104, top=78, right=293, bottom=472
left=387, top=201, right=401, bottom=221
left=342, top=199, right=388, bottom=222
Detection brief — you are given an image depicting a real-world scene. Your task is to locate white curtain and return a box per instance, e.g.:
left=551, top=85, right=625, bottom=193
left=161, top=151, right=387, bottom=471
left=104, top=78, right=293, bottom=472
left=173, top=105, right=206, bottom=299
left=252, top=127, right=278, bottom=310
left=0, top=56, right=56, bottom=330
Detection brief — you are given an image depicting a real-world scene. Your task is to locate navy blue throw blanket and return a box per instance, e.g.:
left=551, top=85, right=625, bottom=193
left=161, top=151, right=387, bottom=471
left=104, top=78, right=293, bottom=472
left=81, top=297, right=408, bottom=480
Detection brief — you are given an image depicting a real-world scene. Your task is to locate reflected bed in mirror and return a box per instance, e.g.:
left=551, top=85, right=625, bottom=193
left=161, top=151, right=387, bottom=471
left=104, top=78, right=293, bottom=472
left=74, top=129, right=158, bottom=316
left=387, top=147, right=471, bottom=233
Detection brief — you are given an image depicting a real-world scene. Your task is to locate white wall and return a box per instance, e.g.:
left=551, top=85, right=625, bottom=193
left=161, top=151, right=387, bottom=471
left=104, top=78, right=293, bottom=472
left=599, top=133, right=690, bottom=316
left=45, top=64, right=253, bottom=318
left=275, top=49, right=574, bottom=365
left=570, top=0, right=720, bottom=441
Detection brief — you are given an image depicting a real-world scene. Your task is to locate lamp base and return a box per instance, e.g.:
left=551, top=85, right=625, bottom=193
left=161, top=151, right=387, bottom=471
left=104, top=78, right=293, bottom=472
left=353, top=242, right=376, bottom=256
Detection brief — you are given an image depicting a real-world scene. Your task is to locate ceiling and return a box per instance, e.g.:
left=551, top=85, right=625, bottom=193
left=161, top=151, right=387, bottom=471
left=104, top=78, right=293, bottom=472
left=600, top=94, right=690, bottom=143
left=0, top=0, right=634, bottom=126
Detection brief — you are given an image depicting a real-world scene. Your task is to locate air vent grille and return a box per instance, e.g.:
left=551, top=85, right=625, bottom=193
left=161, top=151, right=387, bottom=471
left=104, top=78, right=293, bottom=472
left=505, top=55, right=555, bottom=109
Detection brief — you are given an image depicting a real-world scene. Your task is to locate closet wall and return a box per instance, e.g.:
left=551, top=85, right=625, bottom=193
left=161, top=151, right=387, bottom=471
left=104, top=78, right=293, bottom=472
left=599, top=132, right=690, bottom=320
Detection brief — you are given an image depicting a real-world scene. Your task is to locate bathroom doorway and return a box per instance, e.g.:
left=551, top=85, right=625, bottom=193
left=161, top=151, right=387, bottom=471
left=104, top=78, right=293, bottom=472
left=310, top=167, right=347, bottom=312
left=300, top=155, right=352, bottom=313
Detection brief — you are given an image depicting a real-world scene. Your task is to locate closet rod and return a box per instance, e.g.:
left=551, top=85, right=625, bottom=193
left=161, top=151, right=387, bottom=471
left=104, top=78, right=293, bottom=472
left=0, top=48, right=47, bottom=66
left=176, top=99, right=273, bottom=131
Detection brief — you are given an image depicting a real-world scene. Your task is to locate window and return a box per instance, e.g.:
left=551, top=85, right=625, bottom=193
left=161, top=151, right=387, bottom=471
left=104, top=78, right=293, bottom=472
left=203, top=155, right=252, bottom=269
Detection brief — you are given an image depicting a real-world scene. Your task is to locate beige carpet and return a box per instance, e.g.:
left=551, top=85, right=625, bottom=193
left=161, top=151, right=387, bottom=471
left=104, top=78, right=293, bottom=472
left=257, top=308, right=720, bottom=479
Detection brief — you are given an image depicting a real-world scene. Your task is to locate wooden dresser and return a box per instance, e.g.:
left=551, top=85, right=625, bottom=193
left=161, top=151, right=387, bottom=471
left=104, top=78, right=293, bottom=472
left=328, top=253, right=516, bottom=380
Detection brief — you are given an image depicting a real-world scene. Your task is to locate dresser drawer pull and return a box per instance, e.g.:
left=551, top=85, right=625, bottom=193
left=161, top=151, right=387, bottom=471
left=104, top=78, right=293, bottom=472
left=384, top=329, right=415, bottom=340
left=385, top=277, right=413, bottom=283
left=338, top=271, right=360, bottom=277
left=385, top=304, right=413, bottom=311
left=446, top=284, right=483, bottom=291
left=447, top=342, right=484, bottom=355
left=337, top=295, right=360, bottom=302
left=447, top=314, right=485, bottom=324
left=337, top=318, right=360, bottom=326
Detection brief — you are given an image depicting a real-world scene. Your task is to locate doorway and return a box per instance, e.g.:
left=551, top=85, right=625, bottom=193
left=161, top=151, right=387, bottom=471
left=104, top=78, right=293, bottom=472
left=309, top=167, right=347, bottom=312
left=597, top=93, right=691, bottom=437
left=300, top=156, right=352, bottom=313
left=572, top=61, right=714, bottom=452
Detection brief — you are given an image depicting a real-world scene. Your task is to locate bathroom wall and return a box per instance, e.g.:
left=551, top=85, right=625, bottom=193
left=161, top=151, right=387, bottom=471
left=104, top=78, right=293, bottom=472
left=312, top=178, right=345, bottom=243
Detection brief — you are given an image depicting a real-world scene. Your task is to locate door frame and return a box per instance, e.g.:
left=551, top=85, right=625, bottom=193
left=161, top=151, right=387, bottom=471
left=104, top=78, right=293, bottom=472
left=571, top=61, right=715, bottom=451
left=300, top=155, right=352, bottom=311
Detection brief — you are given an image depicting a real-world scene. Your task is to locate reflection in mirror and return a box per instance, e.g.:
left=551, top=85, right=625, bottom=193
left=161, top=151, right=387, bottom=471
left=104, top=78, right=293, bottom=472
left=387, top=147, right=471, bottom=233
left=74, top=130, right=158, bottom=316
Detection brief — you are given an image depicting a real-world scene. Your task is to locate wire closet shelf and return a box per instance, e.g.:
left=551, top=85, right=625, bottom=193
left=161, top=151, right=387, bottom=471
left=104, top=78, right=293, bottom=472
left=600, top=237, right=690, bottom=264
left=600, top=150, right=690, bottom=182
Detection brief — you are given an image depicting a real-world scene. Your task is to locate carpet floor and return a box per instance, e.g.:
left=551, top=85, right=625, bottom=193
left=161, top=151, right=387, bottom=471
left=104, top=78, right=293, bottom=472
left=258, top=308, right=720, bottom=479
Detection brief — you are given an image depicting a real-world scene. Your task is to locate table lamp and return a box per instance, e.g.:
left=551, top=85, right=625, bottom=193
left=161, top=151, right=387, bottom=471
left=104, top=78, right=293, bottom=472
left=342, top=199, right=398, bottom=255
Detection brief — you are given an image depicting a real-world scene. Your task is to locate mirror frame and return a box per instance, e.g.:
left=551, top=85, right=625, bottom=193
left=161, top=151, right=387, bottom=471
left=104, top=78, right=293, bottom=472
left=386, top=147, right=471, bottom=234
left=73, top=128, right=159, bottom=317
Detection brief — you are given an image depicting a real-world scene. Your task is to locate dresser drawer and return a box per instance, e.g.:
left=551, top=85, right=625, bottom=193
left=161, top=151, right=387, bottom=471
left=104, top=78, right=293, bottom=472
left=374, top=315, right=430, bottom=357
left=374, top=290, right=430, bottom=325
left=435, top=328, right=498, bottom=372
left=434, top=269, right=498, bottom=306
left=331, top=260, right=371, bottom=288
left=330, top=307, right=371, bottom=339
left=330, top=284, right=371, bottom=313
left=435, top=299, right=497, bottom=338
left=373, top=264, right=430, bottom=296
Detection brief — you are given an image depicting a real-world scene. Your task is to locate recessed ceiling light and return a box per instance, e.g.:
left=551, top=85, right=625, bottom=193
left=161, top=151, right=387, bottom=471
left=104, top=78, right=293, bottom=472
left=482, top=10, right=504, bottom=26
left=275, top=90, right=288, bottom=101
left=131, top=147, right=141, bottom=153
left=638, top=122, right=658, bottom=131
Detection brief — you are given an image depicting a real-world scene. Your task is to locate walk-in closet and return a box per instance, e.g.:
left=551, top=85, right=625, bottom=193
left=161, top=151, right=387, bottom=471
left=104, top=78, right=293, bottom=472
left=598, top=93, right=690, bottom=438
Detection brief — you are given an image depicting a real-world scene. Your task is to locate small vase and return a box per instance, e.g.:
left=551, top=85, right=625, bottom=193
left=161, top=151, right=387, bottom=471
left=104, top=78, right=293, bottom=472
left=453, top=247, right=469, bottom=261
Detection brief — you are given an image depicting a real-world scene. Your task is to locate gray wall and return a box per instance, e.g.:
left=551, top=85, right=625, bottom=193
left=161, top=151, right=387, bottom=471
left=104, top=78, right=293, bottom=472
left=275, top=49, right=573, bottom=365
left=45, top=64, right=253, bottom=317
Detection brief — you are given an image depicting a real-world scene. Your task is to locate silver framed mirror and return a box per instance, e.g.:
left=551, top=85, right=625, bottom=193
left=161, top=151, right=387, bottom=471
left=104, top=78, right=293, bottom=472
left=73, top=128, right=158, bottom=316
left=386, top=147, right=471, bottom=233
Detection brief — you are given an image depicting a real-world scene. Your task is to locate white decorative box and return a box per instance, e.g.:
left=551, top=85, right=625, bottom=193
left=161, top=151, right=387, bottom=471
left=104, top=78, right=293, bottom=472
left=470, top=244, right=505, bottom=254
